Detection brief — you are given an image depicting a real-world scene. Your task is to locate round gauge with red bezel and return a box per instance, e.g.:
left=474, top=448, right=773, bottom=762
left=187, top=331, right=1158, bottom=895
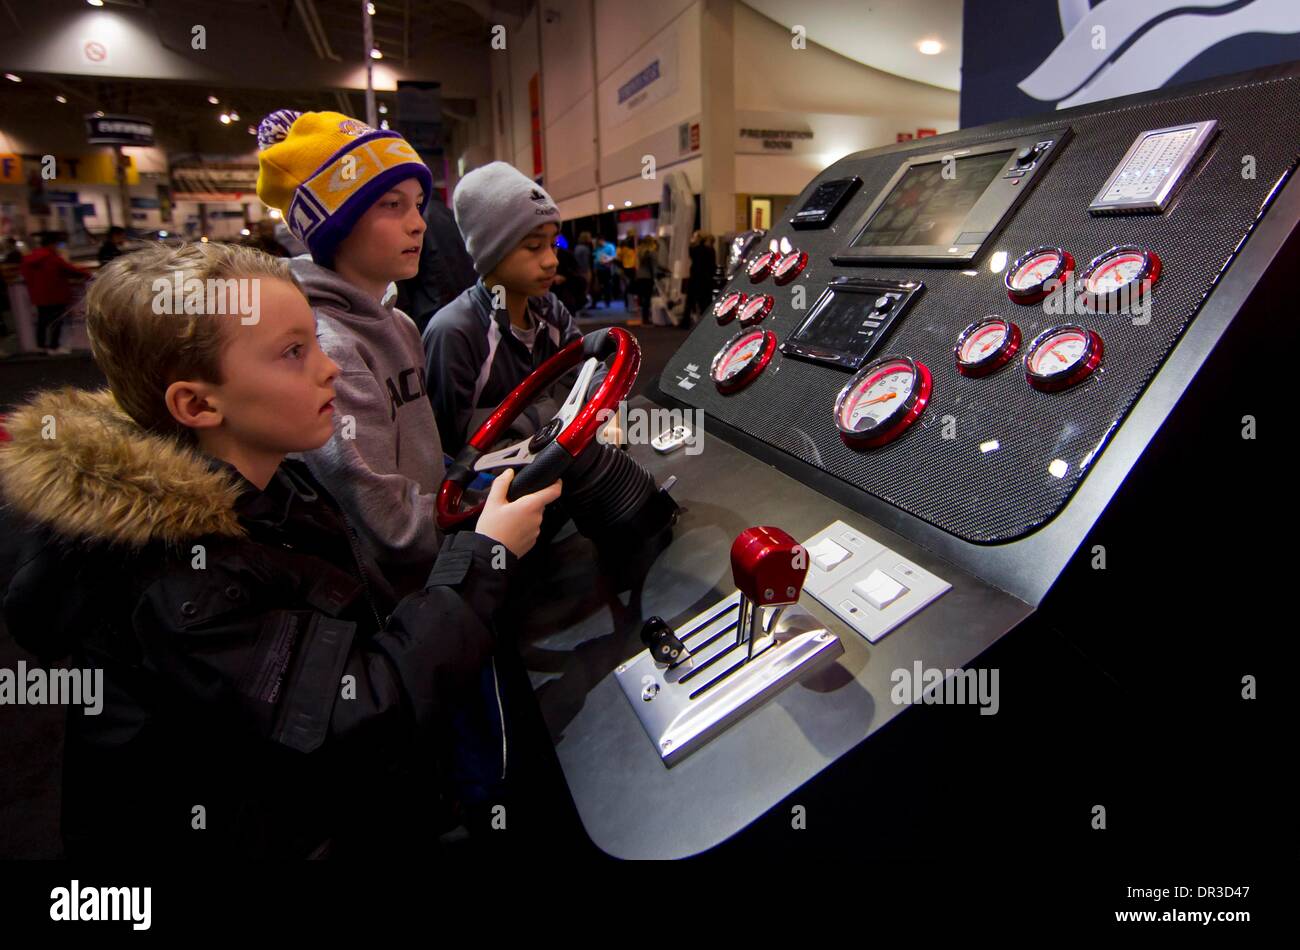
left=1005, top=246, right=1074, bottom=304
left=714, top=290, right=747, bottom=325
left=738, top=293, right=774, bottom=326
left=772, top=249, right=808, bottom=286
left=834, top=355, right=932, bottom=448
left=955, top=317, right=1021, bottom=377
left=1024, top=324, right=1104, bottom=392
left=1079, top=245, right=1161, bottom=310
left=711, top=328, right=778, bottom=394
left=746, top=250, right=779, bottom=283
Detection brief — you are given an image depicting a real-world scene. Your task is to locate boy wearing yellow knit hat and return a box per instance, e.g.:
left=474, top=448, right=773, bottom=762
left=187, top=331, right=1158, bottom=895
left=257, top=110, right=560, bottom=829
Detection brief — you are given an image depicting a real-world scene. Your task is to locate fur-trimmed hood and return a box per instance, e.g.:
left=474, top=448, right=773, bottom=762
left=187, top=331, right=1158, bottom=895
left=0, top=387, right=246, bottom=547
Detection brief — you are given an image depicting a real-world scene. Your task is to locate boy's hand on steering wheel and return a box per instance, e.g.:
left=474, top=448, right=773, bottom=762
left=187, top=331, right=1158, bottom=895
left=475, top=469, right=563, bottom=558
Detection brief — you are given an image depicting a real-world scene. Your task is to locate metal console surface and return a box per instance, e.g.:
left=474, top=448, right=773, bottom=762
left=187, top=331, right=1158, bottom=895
left=516, top=396, right=1031, bottom=860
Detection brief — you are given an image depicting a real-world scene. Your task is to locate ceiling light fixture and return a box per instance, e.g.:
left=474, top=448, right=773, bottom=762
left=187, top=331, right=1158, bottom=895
left=918, top=39, right=943, bottom=55
left=4, top=73, right=21, bottom=83
left=55, top=95, right=68, bottom=104
left=370, top=47, right=383, bottom=60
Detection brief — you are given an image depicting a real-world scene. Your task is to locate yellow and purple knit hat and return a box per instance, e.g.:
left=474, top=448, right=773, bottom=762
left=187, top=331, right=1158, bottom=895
left=255, top=109, right=432, bottom=265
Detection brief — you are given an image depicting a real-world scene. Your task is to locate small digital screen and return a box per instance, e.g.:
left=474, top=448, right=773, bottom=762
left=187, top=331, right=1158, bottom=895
left=791, top=289, right=876, bottom=354
left=851, top=150, right=1012, bottom=249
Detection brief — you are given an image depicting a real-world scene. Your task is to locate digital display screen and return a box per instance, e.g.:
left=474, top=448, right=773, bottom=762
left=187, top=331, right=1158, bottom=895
left=851, top=150, right=1013, bottom=249
left=790, top=289, right=878, bottom=354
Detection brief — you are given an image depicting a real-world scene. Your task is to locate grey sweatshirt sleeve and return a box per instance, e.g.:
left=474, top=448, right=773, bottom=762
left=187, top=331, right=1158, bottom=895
left=304, top=351, right=445, bottom=578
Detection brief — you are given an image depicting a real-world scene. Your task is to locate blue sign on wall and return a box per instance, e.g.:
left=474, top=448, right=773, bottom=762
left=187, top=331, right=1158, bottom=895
left=961, top=0, right=1300, bottom=127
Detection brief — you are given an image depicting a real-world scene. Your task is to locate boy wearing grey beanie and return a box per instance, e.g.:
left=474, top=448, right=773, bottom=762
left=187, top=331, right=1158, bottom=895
left=422, top=162, right=620, bottom=455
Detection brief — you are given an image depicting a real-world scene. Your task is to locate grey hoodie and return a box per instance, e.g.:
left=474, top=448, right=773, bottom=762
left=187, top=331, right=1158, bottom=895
left=290, top=257, right=445, bottom=592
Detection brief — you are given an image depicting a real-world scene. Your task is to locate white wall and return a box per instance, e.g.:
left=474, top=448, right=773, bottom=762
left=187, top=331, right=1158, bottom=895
left=489, top=0, right=961, bottom=218
left=732, top=2, right=958, bottom=196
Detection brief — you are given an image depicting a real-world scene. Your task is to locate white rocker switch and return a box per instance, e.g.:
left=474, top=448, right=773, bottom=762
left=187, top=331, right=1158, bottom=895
left=854, top=569, right=908, bottom=610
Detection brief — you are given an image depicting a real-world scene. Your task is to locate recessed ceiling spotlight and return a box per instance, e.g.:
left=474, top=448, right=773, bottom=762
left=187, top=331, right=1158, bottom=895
left=219, top=113, right=231, bottom=124
left=918, top=39, right=943, bottom=55
left=370, top=47, right=383, bottom=60
left=208, top=95, right=219, bottom=105
left=55, top=95, right=68, bottom=104
left=4, top=73, right=21, bottom=83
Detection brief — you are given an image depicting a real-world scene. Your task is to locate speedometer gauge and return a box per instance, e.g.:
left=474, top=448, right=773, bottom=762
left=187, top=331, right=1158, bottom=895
left=711, top=328, right=778, bottom=394
left=714, top=290, right=747, bottom=325
left=1024, top=324, right=1103, bottom=392
left=1079, top=245, right=1160, bottom=310
left=955, top=317, right=1020, bottom=377
left=834, top=355, right=932, bottom=448
left=1005, top=246, right=1074, bottom=304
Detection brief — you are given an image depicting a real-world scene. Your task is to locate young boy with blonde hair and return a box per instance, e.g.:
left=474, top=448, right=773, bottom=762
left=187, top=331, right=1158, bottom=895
left=0, top=241, right=557, bottom=858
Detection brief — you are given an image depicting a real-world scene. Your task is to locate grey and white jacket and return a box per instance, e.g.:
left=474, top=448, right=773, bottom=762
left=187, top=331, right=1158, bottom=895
left=421, top=279, right=604, bottom=456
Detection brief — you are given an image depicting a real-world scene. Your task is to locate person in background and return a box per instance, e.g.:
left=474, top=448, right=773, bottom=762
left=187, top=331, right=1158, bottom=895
left=686, top=230, right=717, bottom=328
left=593, top=235, right=617, bottom=308
left=617, top=234, right=637, bottom=308
left=634, top=235, right=657, bottom=322
left=552, top=240, right=585, bottom=315
left=97, top=226, right=129, bottom=266
left=396, top=199, right=478, bottom=333
left=0, top=236, right=22, bottom=337
left=19, top=231, right=90, bottom=354
left=573, top=231, right=594, bottom=309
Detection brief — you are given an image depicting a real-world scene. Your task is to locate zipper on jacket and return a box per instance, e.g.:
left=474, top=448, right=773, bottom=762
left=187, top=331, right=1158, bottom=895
left=491, top=656, right=507, bottom=781
left=335, top=514, right=387, bottom=631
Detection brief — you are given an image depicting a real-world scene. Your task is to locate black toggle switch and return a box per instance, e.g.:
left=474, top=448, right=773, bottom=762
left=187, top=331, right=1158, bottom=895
left=1016, top=145, right=1039, bottom=166
left=641, top=616, right=689, bottom=666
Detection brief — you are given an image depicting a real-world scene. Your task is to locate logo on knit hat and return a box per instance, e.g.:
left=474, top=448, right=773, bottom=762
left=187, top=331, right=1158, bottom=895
left=530, top=188, right=547, bottom=202
left=337, top=118, right=373, bottom=137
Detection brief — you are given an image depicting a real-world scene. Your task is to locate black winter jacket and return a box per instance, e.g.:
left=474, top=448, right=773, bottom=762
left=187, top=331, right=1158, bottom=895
left=0, top=388, right=515, bottom=858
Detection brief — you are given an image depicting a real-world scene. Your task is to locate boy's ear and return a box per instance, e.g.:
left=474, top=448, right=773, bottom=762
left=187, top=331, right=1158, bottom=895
left=164, top=379, right=223, bottom=432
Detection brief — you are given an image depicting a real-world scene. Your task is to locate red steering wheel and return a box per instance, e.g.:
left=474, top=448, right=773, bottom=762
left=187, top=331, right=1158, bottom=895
left=436, top=327, right=641, bottom=530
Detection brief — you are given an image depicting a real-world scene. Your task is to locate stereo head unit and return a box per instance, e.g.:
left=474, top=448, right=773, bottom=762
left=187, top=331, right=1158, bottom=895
left=832, top=128, right=1071, bottom=266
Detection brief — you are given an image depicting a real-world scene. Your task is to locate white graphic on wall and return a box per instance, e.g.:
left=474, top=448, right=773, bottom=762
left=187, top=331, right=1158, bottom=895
left=1019, top=0, right=1300, bottom=110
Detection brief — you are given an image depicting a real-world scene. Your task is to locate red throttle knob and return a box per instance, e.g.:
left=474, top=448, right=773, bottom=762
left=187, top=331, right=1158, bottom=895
left=730, top=526, right=808, bottom=608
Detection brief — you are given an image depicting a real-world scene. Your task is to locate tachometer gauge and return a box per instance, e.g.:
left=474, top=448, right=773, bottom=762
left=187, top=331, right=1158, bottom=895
left=955, top=317, right=1021, bottom=377
left=1024, top=324, right=1103, bottom=392
left=738, top=293, right=774, bottom=326
left=747, top=250, right=779, bottom=283
left=1079, top=245, right=1160, bottom=310
left=772, top=249, right=809, bottom=285
left=1005, top=246, right=1074, bottom=304
left=834, top=355, right=932, bottom=448
left=714, top=290, right=747, bottom=325
left=711, top=328, right=778, bottom=393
